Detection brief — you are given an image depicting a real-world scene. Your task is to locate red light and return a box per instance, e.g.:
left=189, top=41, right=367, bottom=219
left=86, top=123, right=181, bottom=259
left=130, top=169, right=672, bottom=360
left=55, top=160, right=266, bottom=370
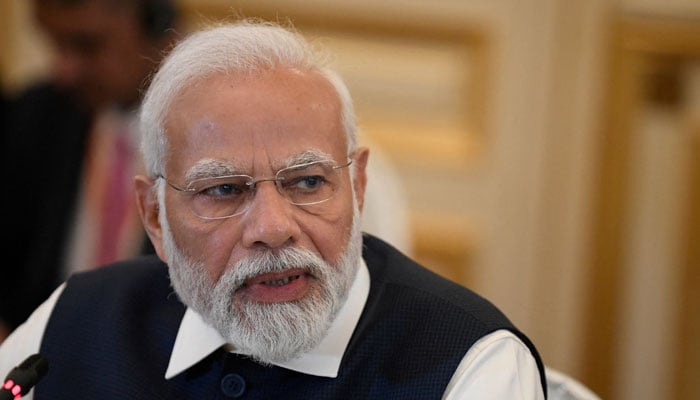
left=2, top=380, right=23, bottom=399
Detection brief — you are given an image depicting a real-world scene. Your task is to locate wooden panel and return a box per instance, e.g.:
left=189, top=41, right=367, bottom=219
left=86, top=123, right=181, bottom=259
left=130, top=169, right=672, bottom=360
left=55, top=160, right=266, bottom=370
left=581, top=20, right=641, bottom=396
left=583, top=15, right=700, bottom=399
left=674, top=122, right=700, bottom=400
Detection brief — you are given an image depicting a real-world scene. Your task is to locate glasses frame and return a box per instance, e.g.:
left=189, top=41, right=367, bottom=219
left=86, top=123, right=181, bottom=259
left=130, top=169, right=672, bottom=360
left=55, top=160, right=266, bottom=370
left=157, top=158, right=353, bottom=220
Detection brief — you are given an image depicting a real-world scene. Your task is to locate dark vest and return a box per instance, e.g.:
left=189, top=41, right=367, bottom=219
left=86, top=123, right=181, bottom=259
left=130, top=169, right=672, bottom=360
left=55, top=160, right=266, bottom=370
left=37, top=234, right=547, bottom=399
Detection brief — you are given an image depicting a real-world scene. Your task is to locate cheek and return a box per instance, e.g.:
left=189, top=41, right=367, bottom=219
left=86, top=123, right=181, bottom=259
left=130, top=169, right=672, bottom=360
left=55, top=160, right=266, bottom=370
left=305, top=198, right=356, bottom=266
left=166, top=201, right=239, bottom=280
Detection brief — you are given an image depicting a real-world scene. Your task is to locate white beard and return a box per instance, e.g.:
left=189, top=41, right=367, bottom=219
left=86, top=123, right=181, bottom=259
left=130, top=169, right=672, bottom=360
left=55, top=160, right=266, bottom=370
left=161, top=203, right=363, bottom=365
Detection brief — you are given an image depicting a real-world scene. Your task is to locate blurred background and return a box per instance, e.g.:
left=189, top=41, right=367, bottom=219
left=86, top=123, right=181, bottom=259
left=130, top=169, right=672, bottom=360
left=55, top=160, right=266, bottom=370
left=2, top=0, right=698, bottom=399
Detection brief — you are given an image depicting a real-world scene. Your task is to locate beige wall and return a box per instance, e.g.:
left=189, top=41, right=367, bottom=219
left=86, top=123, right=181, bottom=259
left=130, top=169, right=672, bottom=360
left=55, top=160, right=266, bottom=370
left=3, top=1, right=699, bottom=399
left=0, top=0, right=51, bottom=94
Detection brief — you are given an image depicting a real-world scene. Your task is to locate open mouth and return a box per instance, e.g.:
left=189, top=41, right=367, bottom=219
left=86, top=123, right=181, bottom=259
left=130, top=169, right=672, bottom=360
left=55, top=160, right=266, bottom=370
left=239, top=268, right=313, bottom=303
left=261, top=274, right=302, bottom=287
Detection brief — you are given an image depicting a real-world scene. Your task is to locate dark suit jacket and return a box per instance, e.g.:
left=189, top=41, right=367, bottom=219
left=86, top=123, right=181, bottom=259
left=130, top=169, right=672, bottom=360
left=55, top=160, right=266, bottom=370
left=0, top=82, right=153, bottom=330
left=1, top=82, right=91, bottom=330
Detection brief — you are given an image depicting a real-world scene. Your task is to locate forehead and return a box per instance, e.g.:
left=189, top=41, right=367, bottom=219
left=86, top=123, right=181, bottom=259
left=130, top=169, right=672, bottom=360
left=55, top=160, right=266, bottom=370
left=163, top=68, right=348, bottom=176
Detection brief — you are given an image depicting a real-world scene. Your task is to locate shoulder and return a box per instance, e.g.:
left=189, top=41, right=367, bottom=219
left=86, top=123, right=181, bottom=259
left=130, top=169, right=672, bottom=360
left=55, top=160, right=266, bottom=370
left=68, top=255, right=168, bottom=285
left=360, top=234, right=548, bottom=394
left=44, top=255, right=184, bottom=348
left=37, top=257, right=186, bottom=397
left=4, top=81, right=90, bottom=135
left=59, top=255, right=176, bottom=313
left=7, top=81, right=76, bottom=109
left=3, top=82, right=91, bottom=163
left=444, top=330, right=546, bottom=399
left=361, top=233, right=512, bottom=330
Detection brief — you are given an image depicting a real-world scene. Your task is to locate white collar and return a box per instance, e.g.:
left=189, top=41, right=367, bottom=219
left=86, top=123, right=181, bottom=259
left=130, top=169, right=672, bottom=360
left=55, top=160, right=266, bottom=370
left=165, top=259, right=370, bottom=379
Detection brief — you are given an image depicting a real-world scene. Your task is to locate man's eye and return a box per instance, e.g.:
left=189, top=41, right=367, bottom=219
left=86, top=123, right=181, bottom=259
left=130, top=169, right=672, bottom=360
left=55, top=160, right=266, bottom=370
left=287, top=175, right=326, bottom=190
left=200, top=183, right=246, bottom=197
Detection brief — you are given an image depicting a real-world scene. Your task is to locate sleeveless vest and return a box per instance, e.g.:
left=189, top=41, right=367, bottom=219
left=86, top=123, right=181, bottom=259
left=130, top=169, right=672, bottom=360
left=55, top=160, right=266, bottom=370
left=37, top=234, right=546, bottom=399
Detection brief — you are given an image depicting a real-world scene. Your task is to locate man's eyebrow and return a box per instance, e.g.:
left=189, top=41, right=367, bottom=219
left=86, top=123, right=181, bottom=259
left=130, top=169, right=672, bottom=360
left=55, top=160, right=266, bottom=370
left=184, top=159, right=245, bottom=182
left=281, top=149, right=335, bottom=167
left=183, top=150, right=337, bottom=181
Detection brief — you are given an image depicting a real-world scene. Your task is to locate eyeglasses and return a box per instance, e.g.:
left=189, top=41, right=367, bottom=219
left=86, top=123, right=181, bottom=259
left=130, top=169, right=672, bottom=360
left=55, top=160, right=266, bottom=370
left=158, top=159, right=353, bottom=220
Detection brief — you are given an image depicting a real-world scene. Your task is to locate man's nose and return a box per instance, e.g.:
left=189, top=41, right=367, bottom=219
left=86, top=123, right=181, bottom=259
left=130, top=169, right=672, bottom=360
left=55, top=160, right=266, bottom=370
left=239, top=181, right=300, bottom=249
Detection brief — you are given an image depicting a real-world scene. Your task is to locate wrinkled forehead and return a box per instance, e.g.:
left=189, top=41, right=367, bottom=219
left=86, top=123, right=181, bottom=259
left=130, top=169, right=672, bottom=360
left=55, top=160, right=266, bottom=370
left=162, top=69, right=348, bottom=179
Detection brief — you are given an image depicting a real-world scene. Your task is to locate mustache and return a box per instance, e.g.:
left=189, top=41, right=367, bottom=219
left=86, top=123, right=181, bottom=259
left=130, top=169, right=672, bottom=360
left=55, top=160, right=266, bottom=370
left=223, top=247, right=329, bottom=292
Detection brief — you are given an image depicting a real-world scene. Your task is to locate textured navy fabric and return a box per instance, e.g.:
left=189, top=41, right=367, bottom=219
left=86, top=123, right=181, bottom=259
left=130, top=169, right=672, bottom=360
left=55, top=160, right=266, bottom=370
left=36, top=234, right=546, bottom=399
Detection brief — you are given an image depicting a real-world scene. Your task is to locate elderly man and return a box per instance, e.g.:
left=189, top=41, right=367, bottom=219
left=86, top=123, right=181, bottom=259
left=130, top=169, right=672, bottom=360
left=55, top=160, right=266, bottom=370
left=0, top=21, right=547, bottom=399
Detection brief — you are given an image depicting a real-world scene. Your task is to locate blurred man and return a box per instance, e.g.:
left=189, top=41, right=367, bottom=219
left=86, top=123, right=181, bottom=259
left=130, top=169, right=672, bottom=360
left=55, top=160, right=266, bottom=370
left=0, top=21, right=547, bottom=398
left=0, top=0, right=179, bottom=338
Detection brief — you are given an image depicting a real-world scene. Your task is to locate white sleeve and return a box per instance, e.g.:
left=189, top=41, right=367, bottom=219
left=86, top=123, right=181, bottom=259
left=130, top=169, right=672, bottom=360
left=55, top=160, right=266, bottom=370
left=442, top=329, right=545, bottom=400
left=0, top=283, right=65, bottom=400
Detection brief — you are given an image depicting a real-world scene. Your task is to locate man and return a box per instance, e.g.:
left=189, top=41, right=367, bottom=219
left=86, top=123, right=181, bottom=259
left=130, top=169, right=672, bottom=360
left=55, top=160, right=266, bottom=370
left=0, top=0, right=178, bottom=338
left=0, top=21, right=547, bottom=398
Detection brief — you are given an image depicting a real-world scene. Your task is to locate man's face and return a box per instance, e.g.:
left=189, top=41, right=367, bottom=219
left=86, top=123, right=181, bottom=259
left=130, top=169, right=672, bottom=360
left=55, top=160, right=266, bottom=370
left=34, top=1, right=162, bottom=110
left=139, top=68, right=369, bottom=362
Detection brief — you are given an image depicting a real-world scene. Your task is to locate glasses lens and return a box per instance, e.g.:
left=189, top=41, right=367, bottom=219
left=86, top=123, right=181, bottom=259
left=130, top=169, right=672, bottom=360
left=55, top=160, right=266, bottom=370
left=188, top=175, right=252, bottom=218
left=171, top=160, right=350, bottom=219
left=278, top=161, right=340, bottom=205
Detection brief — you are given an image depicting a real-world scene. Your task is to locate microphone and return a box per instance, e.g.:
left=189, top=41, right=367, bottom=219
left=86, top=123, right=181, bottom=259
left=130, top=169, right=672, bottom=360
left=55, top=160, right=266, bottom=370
left=0, top=354, right=49, bottom=400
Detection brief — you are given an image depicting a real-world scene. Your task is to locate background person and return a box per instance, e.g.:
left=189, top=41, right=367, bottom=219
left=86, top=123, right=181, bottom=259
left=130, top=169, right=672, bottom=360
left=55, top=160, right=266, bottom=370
left=0, top=0, right=179, bottom=339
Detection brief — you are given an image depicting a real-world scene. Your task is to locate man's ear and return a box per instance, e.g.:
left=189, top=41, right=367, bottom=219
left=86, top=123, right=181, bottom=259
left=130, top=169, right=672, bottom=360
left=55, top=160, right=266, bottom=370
left=134, top=175, right=166, bottom=261
left=351, top=147, right=370, bottom=212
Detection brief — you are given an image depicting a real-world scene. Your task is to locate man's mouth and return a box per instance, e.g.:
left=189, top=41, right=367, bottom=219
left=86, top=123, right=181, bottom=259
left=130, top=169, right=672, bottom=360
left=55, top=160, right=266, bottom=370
left=261, top=274, right=302, bottom=287
left=239, top=268, right=313, bottom=303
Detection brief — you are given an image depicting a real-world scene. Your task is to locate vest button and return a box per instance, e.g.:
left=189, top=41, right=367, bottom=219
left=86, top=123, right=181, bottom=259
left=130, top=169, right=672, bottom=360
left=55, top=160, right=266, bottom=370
left=220, top=373, right=246, bottom=398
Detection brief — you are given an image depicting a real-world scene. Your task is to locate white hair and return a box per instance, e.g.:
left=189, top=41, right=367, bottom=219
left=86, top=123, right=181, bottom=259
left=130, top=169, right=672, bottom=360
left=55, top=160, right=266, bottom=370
left=139, top=19, right=358, bottom=177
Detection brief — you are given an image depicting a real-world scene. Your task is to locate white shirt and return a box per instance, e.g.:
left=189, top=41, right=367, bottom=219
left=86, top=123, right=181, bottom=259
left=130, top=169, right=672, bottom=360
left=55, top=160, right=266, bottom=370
left=0, top=259, right=544, bottom=399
